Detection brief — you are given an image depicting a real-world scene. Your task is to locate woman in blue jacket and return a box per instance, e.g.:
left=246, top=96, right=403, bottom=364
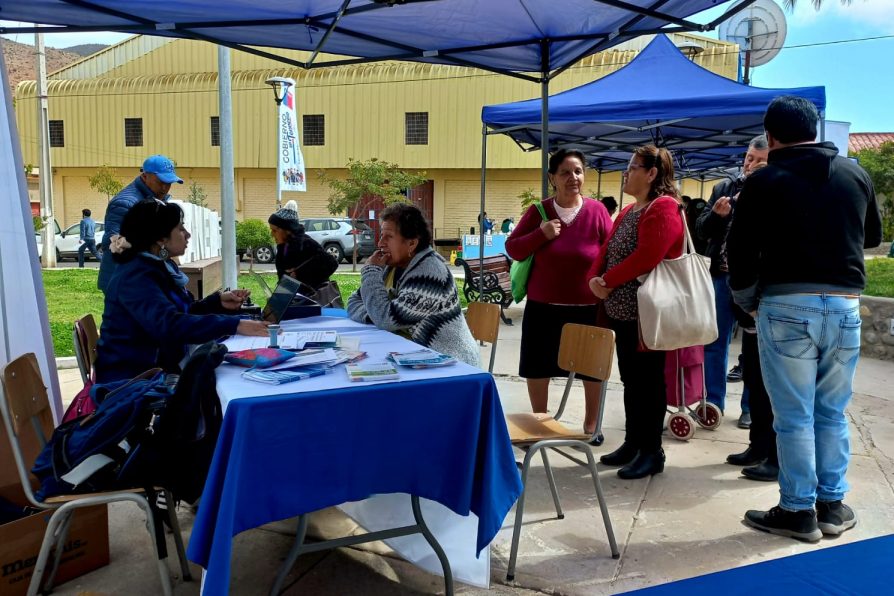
left=95, top=200, right=268, bottom=382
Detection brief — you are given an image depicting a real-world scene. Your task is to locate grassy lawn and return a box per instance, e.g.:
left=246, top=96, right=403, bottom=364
left=42, top=269, right=466, bottom=357
left=865, top=258, right=894, bottom=298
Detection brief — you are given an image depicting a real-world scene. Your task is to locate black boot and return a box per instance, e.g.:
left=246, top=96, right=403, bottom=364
left=726, top=446, right=766, bottom=467
left=742, top=461, right=779, bottom=482
left=618, top=449, right=665, bottom=480
left=599, top=442, right=638, bottom=467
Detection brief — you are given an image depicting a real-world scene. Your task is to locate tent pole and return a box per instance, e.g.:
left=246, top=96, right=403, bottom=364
left=218, top=45, right=238, bottom=291
left=540, top=41, right=550, bottom=201
left=699, top=176, right=705, bottom=198
left=820, top=112, right=826, bottom=142
left=478, top=125, right=487, bottom=300
left=618, top=173, right=624, bottom=210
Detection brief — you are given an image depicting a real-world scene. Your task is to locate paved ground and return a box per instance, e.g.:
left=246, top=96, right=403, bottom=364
left=50, top=303, right=894, bottom=595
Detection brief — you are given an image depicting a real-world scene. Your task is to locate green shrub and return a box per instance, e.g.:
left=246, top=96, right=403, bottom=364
left=236, top=219, right=272, bottom=251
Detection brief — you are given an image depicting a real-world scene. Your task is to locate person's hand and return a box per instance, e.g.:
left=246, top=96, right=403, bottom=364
left=78, top=239, right=84, bottom=245
left=589, top=276, right=612, bottom=300
left=236, top=320, right=269, bottom=336
left=540, top=218, right=562, bottom=240
left=367, top=249, right=388, bottom=267
left=712, top=196, right=732, bottom=218
left=749, top=310, right=757, bottom=319
left=220, top=290, right=250, bottom=310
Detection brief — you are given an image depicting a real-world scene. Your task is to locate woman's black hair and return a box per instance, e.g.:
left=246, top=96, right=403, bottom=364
left=115, top=200, right=184, bottom=262
left=548, top=148, right=586, bottom=174
left=379, top=203, right=432, bottom=248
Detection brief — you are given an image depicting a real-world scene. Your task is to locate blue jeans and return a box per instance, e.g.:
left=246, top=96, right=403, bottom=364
left=757, top=294, right=861, bottom=511
left=77, top=239, right=98, bottom=267
left=704, top=274, right=750, bottom=413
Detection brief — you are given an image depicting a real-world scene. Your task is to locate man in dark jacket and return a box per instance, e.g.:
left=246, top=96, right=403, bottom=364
left=696, top=135, right=768, bottom=426
left=728, top=96, right=882, bottom=542
left=98, top=155, right=182, bottom=293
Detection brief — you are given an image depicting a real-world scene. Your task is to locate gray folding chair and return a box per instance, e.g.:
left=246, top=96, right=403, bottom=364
left=465, top=301, right=500, bottom=372
left=503, top=323, right=620, bottom=581
left=0, top=353, right=191, bottom=596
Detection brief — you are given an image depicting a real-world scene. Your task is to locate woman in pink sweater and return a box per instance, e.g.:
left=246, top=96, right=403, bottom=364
left=506, top=149, right=613, bottom=441
left=589, top=145, right=684, bottom=480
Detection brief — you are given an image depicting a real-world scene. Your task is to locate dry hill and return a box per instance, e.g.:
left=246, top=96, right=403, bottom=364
left=2, top=37, right=83, bottom=95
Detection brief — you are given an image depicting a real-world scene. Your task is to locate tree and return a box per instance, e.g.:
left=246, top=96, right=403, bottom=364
left=186, top=180, right=208, bottom=208
left=517, top=188, right=539, bottom=213
left=853, top=141, right=894, bottom=241
left=236, top=219, right=273, bottom=273
left=781, top=0, right=854, bottom=9
left=319, top=158, right=427, bottom=270
left=88, top=164, right=123, bottom=200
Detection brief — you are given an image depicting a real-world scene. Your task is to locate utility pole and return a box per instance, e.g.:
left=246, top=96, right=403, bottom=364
left=36, top=31, right=56, bottom=267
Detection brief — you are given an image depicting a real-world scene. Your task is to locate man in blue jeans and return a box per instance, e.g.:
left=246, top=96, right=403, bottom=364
left=77, top=208, right=98, bottom=267
left=728, top=96, right=882, bottom=542
left=696, top=135, right=768, bottom=429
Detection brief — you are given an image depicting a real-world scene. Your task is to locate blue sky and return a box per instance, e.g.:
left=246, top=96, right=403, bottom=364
left=3, top=0, right=891, bottom=132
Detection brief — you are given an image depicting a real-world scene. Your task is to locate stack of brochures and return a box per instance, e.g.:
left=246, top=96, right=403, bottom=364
left=243, top=364, right=332, bottom=385
left=345, top=362, right=400, bottom=382
left=388, top=349, right=457, bottom=369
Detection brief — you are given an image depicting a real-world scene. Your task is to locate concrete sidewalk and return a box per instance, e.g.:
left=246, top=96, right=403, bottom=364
left=50, top=304, right=894, bottom=595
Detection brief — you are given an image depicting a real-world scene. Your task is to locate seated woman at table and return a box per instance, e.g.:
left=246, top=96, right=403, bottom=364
left=95, top=200, right=268, bottom=383
left=347, top=203, right=480, bottom=367
left=268, top=200, right=338, bottom=291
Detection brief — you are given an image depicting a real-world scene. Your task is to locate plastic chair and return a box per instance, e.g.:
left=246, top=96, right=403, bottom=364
left=0, top=353, right=191, bottom=596
left=72, top=314, right=99, bottom=385
left=465, top=301, right=500, bottom=372
left=503, top=323, right=620, bottom=581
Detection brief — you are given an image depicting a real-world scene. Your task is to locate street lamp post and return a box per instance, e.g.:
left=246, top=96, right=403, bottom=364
left=265, top=77, right=294, bottom=209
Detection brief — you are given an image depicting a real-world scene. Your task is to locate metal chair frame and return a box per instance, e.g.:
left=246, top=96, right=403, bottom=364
left=505, top=323, right=620, bottom=581
left=0, top=353, right=191, bottom=596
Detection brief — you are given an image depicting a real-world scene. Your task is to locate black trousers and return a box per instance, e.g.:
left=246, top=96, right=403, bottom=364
left=609, top=317, right=667, bottom=453
left=743, top=331, right=777, bottom=464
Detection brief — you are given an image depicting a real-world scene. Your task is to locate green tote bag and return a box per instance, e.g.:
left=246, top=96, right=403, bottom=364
left=509, top=201, right=549, bottom=303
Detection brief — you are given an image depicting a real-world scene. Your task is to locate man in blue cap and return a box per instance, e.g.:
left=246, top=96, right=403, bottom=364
left=98, top=155, right=183, bottom=293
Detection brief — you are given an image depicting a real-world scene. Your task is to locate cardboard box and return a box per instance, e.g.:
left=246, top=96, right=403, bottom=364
left=0, top=503, right=109, bottom=596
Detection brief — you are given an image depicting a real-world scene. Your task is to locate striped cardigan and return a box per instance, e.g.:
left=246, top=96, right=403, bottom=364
left=347, top=247, right=480, bottom=367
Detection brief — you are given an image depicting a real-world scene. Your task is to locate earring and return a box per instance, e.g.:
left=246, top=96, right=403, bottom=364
left=159, top=245, right=169, bottom=260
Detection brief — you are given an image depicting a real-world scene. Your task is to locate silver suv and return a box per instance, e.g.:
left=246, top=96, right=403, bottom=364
left=302, top=218, right=375, bottom=263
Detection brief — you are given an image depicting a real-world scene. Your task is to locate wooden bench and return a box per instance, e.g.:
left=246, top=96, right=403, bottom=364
left=455, top=254, right=514, bottom=325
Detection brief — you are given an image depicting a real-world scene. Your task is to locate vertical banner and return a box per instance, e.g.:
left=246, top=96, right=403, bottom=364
left=277, top=79, right=306, bottom=194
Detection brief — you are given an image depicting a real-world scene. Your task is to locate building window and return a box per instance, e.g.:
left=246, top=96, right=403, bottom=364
left=48, top=120, right=64, bottom=147
left=303, top=114, right=325, bottom=146
left=405, top=112, right=428, bottom=145
left=124, top=118, right=143, bottom=147
left=210, top=116, right=220, bottom=147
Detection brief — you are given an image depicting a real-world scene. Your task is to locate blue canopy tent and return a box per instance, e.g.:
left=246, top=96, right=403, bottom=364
left=481, top=34, right=826, bottom=196
left=0, top=1, right=762, bottom=411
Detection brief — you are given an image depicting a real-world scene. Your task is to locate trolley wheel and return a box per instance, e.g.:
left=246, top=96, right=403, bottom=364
left=693, top=403, right=722, bottom=430
left=667, top=413, right=695, bottom=441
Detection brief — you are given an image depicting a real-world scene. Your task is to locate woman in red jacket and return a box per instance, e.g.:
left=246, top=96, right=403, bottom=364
left=589, top=145, right=684, bottom=479
left=506, top=149, right=613, bottom=441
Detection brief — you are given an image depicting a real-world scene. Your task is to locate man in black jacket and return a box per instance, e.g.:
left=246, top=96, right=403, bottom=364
left=696, top=135, right=768, bottom=427
left=728, top=96, right=882, bottom=543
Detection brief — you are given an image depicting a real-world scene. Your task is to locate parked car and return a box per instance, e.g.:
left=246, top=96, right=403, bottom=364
left=236, top=245, right=276, bottom=264
left=35, top=219, right=105, bottom=261
left=302, top=218, right=375, bottom=263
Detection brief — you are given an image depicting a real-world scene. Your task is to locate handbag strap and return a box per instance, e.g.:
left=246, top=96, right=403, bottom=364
left=534, top=201, right=548, bottom=221
left=643, top=197, right=695, bottom=256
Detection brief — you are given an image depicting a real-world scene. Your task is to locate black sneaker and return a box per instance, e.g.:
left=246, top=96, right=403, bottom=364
left=727, top=364, right=743, bottom=382
left=816, top=501, right=857, bottom=536
left=744, top=506, right=822, bottom=542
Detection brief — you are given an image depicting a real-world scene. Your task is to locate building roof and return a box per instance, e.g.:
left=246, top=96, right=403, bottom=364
left=849, top=133, right=894, bottom=153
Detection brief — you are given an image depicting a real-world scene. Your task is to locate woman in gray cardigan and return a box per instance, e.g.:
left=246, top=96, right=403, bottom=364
left=347, top=204, right=480, bottom=367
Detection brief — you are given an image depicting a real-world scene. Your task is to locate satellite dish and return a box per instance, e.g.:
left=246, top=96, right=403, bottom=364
left=719, top=0, right=787, bottom=68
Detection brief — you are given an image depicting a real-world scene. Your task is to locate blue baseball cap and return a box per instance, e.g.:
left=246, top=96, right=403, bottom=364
left=141, top=155, right=183, bottom=184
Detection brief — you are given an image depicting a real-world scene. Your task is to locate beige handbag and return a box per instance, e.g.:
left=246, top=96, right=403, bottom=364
left=636, top=202, right=718, bottom=351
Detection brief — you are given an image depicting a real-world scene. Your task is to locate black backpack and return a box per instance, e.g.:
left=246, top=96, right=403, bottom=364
left=32, top=342, right=227, bottom=503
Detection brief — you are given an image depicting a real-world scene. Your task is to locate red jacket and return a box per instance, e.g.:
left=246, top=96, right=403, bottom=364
left=588, top=195, right=684, bottom=288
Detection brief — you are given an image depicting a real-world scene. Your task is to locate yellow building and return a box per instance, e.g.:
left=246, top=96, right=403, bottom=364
left=15, top=33, right=738, bottom=237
